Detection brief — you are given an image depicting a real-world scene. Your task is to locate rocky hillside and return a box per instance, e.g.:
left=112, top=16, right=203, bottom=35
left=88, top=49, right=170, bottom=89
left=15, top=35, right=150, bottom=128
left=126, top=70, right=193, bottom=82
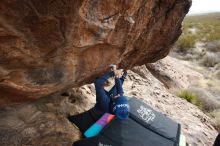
left=0, top=0, right=191, bottom=106
left=171, top=13, right=220, bottom=97
left=0, top=56, right=218, bottom=146
left=170, top=12, right=220, bottom=131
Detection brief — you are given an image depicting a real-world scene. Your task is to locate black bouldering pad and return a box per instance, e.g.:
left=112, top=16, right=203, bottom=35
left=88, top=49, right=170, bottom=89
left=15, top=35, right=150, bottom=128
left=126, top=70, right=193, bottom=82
left=73, top=97, right=181, bottom=146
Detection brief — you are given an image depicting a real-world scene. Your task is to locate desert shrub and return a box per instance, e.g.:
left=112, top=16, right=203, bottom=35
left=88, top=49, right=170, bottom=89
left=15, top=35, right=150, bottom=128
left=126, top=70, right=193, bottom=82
left=187, top=22, right=194, bottom=29
left=177, top=88, right=220, bottom=112
left=176, top=89, right=220, bottom=130
left=214, top=63, right=220, bottom=70
left=209, top=110, right=220, bottom=131
left=216, top=70, right=220, bottom=79
left=175, top=35, right=197, bottom=52
left=206, top=28, right=220, bottom=42
left=205, top=41, right=220, bottom=52
left=187, top=88, right=220, bottom=112
left=214, top=44, right=220, bottom=52
left=176, top=90, right=202, bottom=108
left=201, top=53, right=219, bottom=67
left=181, top=13, right=220, bottom=43
left=198, top=96, right=220, bottom=112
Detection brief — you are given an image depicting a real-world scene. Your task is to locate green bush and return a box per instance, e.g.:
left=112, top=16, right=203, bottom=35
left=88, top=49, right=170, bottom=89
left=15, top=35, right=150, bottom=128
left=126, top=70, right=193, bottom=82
left=176, top=90, right=202, bottom=108
left=175, top=35, right=197, bottom=52
left=178, top=13, right=220, bottom=45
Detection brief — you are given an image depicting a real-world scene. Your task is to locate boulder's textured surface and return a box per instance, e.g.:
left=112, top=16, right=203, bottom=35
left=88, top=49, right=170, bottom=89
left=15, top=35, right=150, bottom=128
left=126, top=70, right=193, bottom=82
left=0, top=0, right=191, bottom=106
left=0, top=58, right=217, bottom=146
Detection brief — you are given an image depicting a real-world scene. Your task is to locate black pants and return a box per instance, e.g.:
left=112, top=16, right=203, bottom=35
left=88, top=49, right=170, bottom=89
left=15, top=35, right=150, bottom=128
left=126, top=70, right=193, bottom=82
left=68, top=107, right=104, bottom=134
left=214, top=133, right=220, bottom=146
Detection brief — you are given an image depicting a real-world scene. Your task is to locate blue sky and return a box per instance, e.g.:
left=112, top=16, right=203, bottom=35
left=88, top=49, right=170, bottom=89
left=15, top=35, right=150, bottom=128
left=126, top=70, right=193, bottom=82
left=188, top=0, right=220, bottom=15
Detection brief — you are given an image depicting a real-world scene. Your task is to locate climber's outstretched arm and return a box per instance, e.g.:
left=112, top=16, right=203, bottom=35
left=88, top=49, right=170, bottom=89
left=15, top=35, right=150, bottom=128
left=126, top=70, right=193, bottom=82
left=115, top=77, right=124, bottom=96
left=108, top=70, right=127, bottom=98
left=95, top=72, right=114, bottom=112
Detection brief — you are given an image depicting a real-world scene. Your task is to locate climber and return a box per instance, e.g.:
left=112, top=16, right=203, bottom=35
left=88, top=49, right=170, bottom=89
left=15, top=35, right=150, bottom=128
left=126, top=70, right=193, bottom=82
left=68, top=65, right=130, bottom=133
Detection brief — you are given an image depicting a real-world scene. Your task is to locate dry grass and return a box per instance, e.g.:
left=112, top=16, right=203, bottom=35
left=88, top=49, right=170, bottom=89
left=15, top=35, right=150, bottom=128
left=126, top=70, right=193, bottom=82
left=176, top=89, right=220, bottom=130
left=198, top=96, right=220, bottom=112
left=176, top=90, right=202, bottom=108
left=176, top=89, right=220, bottom=112
left=177, top=90, right=220, bottom=131
left=209, top=110, right=220, bottom=131
left=201, top=53, right=219, bottom=67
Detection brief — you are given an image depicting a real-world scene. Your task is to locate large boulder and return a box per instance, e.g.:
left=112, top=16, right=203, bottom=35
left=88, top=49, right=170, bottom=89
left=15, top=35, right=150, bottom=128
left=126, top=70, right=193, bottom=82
left=0, top=0, right=191, bottom=106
